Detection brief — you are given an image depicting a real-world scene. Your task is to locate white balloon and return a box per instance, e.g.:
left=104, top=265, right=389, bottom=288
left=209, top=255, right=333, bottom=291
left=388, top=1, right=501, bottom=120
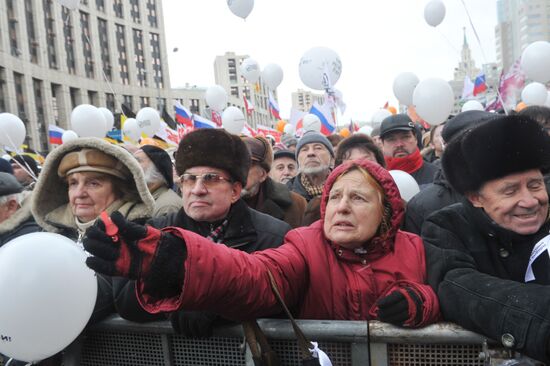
left=0, top=113, right=26, bottom=149
left=226, top=0, right=254, bottom=19
left=71, top=104, right=107, bottom=138
left=57, top=0, right=80, bottom=10
left=520, top=41, right=550, bottom=83
left=261, top=63, right=284, bottom=89
left=122, top=118, right=141, bottom=141
left=389, top=170, right=420, bottom=202
left=302, top=114, right=322, bottom=133
left=62, top=130, right=79, bottom=144
left=545, top=92, right=550, bottom=108
left=283, top=124, right=295, bottom=135
left=299, top=47, right=342, bottom=90
left=136, top=107, right=161, bottom=136
left=461, top=100, right=485, bottom=112
left=0, top=232, right=97, bottom=363
left=356, top=125, right=373, bottom=136
left=2, top=154, right=11, bottom=161
left=222, top=106, right=246, bottom=135
left=413, top=78, right=455, bottom=126
left=393, top=72, right=420, bottom=106
left=424, top=0, right=446, bottom=27
left=205, top=85, right=228, bottom=112
left=522, top=82, right=548, bottom=106
left=371, top=109, right=393, bottom=125
left=98, top=107, right=115, bottom=131
left=241, top=58, right=261, bottom=83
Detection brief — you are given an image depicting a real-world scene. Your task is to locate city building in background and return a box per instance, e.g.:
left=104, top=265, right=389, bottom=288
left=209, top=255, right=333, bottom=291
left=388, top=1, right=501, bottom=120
left=495, top=0, right=550, bottom=71
left=172, top=83, right=206, bottom=117
left=214, top=51, right=277, bottom=129
left=0, top=0, right=172, bottom=153
left=291, top=89, right=324, bottom=113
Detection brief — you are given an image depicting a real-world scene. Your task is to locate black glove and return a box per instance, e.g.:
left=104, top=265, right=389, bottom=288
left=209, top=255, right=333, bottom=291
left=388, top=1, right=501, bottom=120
left=84, top=211, right=187, bottom=299
left=169, top=310, right=218, bottom=338
left=376, top=287, right=423, bottom=326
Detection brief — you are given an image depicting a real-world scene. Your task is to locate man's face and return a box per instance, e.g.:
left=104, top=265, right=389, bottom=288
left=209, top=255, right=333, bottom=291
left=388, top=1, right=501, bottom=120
left=133, top=150, right=153, bottom=172
left=467, top=169, right=549, bottom=235
left=0, top=197, right=19, bottom=223
left=180, top=166, right=241, bottom=222
left=270, top=157, right=297, bottom=184
left=242, top=162, right=267, bottom=198
left=297, top=143, right=333, bottom=174
left=381, top=130, right=418, bottom=158
left=11, top=163, right=33, bottom=185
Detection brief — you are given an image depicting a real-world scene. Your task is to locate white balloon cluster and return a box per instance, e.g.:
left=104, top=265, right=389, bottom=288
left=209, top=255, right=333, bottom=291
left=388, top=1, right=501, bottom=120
left=261, top=63, right=284, bottom=90
left=302, top=114, right=322, bottom=133
left=371, top=109, right=392, bottom=127
left=393, top=72, right=420, bottom=106
left=389, top=170, right=420, bottom=202
left=241, top=58, right=261, bottom=83
left=122, top=118, right=141, bottom=141
left=136, top=107, right=161, bottom=136
left=521, top=41, right=550, bottom=84
left=522, top=82, right=548, bottom=106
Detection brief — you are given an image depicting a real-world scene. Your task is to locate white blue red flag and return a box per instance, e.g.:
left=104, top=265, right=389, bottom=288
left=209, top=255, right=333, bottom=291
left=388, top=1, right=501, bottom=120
left=192, top=114, right=218, bottom=129
left=48, top=124, right=65, bottom=145
left=175, top=103, right=193, bottom=127
left=268, top=91, right=281, bottom=120
left=309, top=101, right=335, bottom=136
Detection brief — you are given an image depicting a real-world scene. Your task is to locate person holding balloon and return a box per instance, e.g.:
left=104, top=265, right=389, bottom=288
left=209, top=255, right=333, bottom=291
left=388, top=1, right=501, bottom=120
left=31, top=138, right=155, bottom=325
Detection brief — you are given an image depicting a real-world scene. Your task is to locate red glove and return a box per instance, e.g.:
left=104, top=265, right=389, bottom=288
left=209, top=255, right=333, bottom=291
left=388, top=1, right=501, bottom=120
left=84, top=211, right=186, bottom=299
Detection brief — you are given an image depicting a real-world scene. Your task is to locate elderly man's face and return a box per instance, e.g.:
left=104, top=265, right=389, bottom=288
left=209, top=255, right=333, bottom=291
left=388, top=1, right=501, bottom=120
left=323, top=169, right=384, bottom=249
left=0, top=197, right=19, bottom=223
left=467, top=169, right=549, bottom=235
left=297, top=143, right=333, bottom=175
left=381, top=130, right=417, bottom=158
left=133, top=150, right=153, bottom=172
left=68, top=172, right=118, bottom=222
left=270, top=157, right=297, bottom=184
left=180, top=166, right=241, bottom=222
left=242, top=163, right=267, bottom=198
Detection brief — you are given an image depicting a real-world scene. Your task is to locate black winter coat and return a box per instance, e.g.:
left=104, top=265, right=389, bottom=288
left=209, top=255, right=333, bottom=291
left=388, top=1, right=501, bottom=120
left=113, top=199, right=292, bottom=327
left=286, top=174, right=315, bottom=202
left=411, top=160, right=439, bottom=189
left=403, top=169, right=462, bottom=235
left=422, top=199, right=550, bottom=362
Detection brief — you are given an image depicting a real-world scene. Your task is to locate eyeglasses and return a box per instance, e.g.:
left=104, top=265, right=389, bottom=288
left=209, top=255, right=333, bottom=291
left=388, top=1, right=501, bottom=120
left=179, top=173, right=233, bottom=188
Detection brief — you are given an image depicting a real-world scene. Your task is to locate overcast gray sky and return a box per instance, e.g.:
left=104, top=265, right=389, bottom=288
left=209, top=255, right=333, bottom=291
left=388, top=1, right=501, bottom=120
left=162, top=0, right=497, bottom=124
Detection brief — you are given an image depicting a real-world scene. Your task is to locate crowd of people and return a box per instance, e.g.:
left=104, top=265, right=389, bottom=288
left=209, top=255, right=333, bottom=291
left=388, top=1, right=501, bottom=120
left=1, top=105, right=550, bottom=364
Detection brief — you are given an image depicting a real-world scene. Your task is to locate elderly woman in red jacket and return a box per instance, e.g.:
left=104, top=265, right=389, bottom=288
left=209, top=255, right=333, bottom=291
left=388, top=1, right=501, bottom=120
left=84, top=159, right=439, bottom=327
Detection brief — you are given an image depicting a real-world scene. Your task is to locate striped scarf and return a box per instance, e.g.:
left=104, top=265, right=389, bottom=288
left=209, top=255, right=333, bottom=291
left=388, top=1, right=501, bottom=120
left=300, top=173, right=324, bottom=198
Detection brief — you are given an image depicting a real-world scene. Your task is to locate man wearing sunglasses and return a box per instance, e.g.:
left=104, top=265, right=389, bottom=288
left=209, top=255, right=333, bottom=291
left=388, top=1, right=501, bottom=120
left=112, top=128, right=291, bottom=337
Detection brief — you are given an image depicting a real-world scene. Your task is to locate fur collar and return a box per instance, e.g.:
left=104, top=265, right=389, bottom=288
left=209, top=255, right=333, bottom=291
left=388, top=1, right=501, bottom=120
left=31, top=138, right=154, bottom=232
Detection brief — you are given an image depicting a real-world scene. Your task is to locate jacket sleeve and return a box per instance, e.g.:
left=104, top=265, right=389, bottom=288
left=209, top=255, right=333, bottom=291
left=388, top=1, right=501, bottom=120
left=422, top=216, right=550, bottom=363
left=137, top=227, right=309, bottom=321
left=112, top=278, right=165, bottom=322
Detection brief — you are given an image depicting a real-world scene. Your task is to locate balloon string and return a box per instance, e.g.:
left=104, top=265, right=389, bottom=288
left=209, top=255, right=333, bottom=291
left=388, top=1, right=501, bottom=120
left=435, top=28, right=461, bottom=58
left=460, top=0, right=488, bottom=63
left=3, top=134, right=38, bottom=182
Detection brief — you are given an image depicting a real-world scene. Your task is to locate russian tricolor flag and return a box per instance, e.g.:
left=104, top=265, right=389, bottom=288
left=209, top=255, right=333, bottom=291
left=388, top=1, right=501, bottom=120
left=309, top=102, right=335, bottom=136
left=48, top=124, right=65, bottom=145
left=192, top=115, right=218, bottom=129
left=473, top=73, right=487, bottom=96
left=175, top=103, right=193, bottom=127
left=268, top=91, right=281, bottom=120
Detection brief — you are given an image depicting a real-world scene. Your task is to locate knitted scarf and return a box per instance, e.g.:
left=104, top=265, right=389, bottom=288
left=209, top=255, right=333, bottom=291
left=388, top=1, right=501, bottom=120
left=300, top=173, right=324, bottom=198
left=385, top=148, right=424, bottom=174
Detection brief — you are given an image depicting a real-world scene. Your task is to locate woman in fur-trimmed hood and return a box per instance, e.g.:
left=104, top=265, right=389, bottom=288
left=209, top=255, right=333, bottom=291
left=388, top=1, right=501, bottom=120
left=32, top=138, right=154, bottom=240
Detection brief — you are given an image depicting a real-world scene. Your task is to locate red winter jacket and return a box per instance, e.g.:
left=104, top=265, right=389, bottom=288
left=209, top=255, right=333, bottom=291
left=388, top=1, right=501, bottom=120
left=138, top=160, right=440, bottom=327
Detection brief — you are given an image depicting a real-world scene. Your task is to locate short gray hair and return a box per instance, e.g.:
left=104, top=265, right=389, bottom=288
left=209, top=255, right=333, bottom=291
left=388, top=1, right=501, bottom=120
left=0, top=192, right=24, bottom=206
left=143, top=164, right=168, bottom=186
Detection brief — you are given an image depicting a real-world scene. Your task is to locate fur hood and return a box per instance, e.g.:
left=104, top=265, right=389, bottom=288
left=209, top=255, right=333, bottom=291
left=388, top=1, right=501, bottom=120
left=31, top=138, right=154, bottom=233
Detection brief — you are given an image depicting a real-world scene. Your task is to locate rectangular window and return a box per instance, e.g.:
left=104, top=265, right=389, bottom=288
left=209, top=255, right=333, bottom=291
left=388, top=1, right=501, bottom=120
left=130, top=0, right=140, bottom=23
left=146, top=0, right=157, bottom=27
left=113, top=0, right=123, bottom=18
left=50, top=83, right=61, bottom=124
left=133, top=29, right=147, bottom=87
left=115, top=24, right=129, bottom=85
left=70, top=87, right=80, bottom=109
left=139, top=96, right=149, bottom=108
left=88, top=90, right=98, bottom=105
left=230, top=86, right=239, bottom=98
left=62, top=7, right=76, bottom=74
left=7, top=0, right=20, bottom=57
left=33, top=78, right=49, bottom=151
left=43, top=0, right=57, bottom=69
left=95, top=0, right=104, bottom=12
left=105, top=93, right=115, bottom=111
left=0, top=67, right=6, bottom=112
left=149, top=32, right=163, bottom=88
left=80, top=11, right=94, bottom=78
left=25, top=0, right=39, bottom=64
left=156, top=97, right=165, bottom=111
left=97, top=18, right=111, bottom=81
left=190, top=99, right=200, bottom=114
left=228, top=58, right=237, bottom=82
left=13, top=72, right=28, bottom=135
left=123, top=95, right=133, bottom=111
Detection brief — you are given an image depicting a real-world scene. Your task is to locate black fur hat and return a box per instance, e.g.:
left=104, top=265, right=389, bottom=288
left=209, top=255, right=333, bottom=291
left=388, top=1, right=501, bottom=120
left=175, top=129, right=251, bottom=185
left=442, top=115, right=550, bottom=194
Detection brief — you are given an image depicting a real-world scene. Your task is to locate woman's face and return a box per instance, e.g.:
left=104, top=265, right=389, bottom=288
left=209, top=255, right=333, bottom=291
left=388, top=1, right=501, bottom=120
left=67, top=172, right=118, bottom=222
left=323, top=169, right=384, bottom=249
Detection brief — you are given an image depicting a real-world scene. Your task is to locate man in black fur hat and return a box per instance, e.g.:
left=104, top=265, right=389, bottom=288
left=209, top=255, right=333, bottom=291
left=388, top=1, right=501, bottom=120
left=113, top=129, right=291, bottom=337
left=422, top=115, right=550, bottom=363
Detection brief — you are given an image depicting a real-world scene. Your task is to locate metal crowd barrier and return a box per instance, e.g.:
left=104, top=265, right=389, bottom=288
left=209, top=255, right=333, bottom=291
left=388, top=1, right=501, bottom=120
left=56, top=315, right=495, bottom=366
